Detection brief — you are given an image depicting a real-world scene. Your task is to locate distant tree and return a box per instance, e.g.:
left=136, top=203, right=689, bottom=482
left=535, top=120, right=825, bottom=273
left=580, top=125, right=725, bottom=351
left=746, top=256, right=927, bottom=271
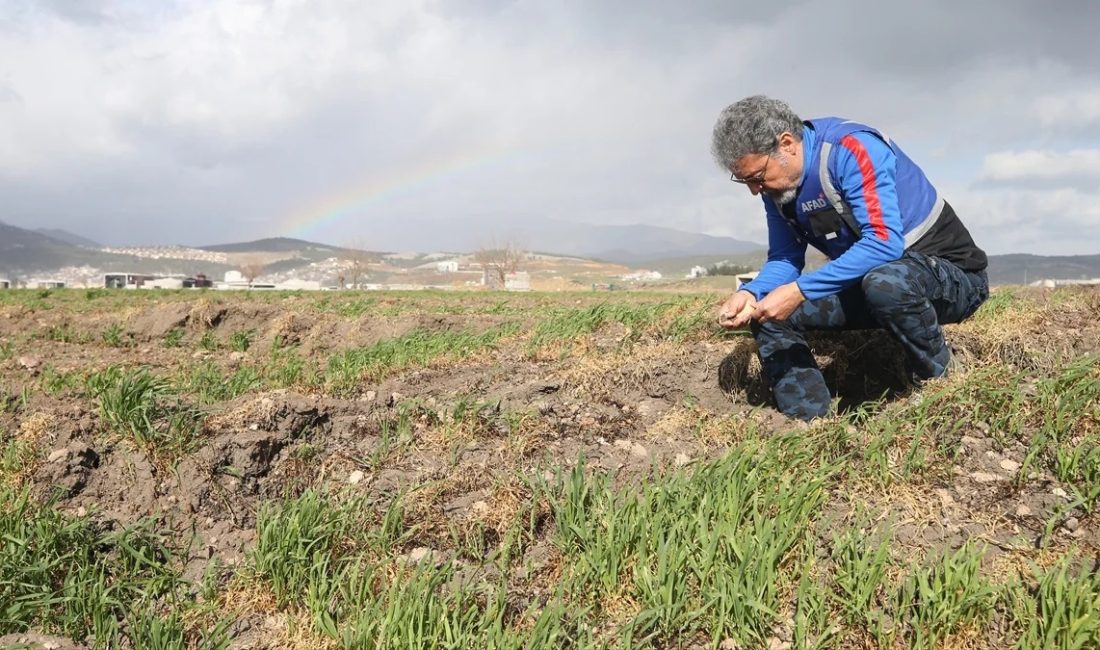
left=706, top=262, right=755, bottom=277
left=238, top=254, right=266, bottom=286
left=474, top=240, right=526, bottom=288
left=343, top=239, right=373, bottom=289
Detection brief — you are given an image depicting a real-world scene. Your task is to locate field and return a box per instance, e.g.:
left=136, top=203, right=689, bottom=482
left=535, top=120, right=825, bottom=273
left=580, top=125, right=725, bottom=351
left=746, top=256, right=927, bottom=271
left=0, top=286, right=1097, bottom=649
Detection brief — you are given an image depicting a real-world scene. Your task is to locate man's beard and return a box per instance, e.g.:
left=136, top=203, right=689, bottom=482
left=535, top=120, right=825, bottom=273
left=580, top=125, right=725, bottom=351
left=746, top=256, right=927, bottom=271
left=768, top=187, right=798, bottom=205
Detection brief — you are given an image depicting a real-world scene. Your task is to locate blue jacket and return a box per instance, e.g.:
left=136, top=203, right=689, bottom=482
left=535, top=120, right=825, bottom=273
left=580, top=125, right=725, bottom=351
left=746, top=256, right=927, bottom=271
left=741, top=118, right=948, bottom=301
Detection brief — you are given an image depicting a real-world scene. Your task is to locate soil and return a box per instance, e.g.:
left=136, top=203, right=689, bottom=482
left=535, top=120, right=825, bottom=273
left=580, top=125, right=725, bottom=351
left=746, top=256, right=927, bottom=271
left=1, top=287, right=1098, bottom=646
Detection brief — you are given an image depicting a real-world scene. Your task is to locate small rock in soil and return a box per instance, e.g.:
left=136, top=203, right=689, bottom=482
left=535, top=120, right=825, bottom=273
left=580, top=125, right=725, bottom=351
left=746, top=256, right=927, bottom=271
left=348, top=470, right=365, bottom=485
left=969, top=471, right=1003, bottom=483
left=1064, top=517, right=1080, bottom=532
left=1014, top=504, right=1032, bottom=517
left=1000, top=459, right=1021, bottom=472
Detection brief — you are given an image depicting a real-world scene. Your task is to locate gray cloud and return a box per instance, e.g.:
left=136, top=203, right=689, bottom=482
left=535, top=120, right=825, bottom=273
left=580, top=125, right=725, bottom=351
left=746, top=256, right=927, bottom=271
left=0, top=0, right=1098, bottom=255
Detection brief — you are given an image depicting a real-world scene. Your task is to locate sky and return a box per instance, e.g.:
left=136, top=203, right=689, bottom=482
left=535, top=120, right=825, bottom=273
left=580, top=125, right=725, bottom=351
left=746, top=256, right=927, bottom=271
left=1, top=0, right=1099, bottom=256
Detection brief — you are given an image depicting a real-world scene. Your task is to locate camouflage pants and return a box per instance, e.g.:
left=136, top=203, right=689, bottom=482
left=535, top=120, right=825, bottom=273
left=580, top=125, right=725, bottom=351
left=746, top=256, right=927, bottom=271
left=751, top=252, right=989, bottom=420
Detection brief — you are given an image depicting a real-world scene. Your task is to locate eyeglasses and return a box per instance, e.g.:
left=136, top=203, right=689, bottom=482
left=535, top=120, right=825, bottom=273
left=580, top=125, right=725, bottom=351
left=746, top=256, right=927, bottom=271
left=730, top=154, right=771, bottom=185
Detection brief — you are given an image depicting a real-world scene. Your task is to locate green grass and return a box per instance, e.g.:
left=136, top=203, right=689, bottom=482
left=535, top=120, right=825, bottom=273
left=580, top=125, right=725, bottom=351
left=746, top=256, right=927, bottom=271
left=325, top=325, right=520, bottom=395
left=101, top=322, right=133, bottom=348
left=528, top=298, right=714, bottom=353
left=86, top=366, right=206, bottom=461
left=0, top=486, right=229, bottom=648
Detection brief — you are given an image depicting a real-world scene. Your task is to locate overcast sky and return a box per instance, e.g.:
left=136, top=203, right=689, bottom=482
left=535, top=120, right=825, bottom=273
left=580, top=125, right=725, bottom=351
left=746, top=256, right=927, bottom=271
left=1, top=0, right=1099, bottom=255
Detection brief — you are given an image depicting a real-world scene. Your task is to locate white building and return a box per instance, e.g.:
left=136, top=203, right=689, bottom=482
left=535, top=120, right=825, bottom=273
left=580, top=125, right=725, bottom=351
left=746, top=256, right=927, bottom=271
left=32, top=279, right=66, bottom=289
left=622, top=270, right=662, bottom=282
left=436, top=260, right=460, bottom=273
left=0, top=278, right=10, bottom=289
left=146, top=277, right=185, bottom=289
left=504, top=271, right=531, bottom=291
left=687, top=265, right=707, bottom=279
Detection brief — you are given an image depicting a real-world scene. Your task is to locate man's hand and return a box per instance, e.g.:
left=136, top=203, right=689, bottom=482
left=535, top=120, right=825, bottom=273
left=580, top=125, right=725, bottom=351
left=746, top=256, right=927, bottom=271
left=717, top=290, right=757, bottom=329
left=753, top=281, right=805, bottom=323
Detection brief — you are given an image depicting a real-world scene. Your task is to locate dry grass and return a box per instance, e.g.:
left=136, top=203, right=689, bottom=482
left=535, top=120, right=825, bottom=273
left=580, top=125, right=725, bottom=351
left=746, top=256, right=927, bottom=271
left=16, top=411, right=54, bottom=443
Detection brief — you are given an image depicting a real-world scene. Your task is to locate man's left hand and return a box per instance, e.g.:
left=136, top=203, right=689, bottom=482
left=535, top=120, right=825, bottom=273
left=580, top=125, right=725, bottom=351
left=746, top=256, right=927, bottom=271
left=753, top=282, right=806, bottom=323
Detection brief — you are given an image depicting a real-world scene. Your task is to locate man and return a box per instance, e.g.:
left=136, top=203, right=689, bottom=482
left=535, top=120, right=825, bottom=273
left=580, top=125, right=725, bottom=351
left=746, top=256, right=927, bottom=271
left=712, top=95, right=988, bottom=420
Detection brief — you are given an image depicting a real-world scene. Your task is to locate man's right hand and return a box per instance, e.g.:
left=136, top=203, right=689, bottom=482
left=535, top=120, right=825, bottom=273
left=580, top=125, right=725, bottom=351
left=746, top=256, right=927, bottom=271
left=717, top=290, right=757, bottom=329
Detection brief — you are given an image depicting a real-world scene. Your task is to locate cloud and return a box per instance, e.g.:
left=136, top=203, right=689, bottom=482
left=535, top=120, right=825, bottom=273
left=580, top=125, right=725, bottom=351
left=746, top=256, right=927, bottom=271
left=0, top=0, right=1098, bottom=255
left=977, top=149, right=1100, bottom=189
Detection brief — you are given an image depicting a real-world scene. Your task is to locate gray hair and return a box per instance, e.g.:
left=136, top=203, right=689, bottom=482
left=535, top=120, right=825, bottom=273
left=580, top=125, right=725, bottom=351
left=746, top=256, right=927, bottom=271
left=711, top=95, right=804, bottom=171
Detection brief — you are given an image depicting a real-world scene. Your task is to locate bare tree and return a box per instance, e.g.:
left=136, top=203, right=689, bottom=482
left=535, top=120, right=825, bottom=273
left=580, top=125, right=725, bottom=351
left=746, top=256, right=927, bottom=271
left=238, top=254, right=266, bottom=287
left=474, top=240, right=526, bottom=288
left=342, top=239, right=374, bottom=289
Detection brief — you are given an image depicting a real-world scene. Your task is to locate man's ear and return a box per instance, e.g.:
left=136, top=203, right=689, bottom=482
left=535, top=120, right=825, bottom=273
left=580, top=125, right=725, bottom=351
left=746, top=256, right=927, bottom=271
left=777, top=132, right=798, bottom=154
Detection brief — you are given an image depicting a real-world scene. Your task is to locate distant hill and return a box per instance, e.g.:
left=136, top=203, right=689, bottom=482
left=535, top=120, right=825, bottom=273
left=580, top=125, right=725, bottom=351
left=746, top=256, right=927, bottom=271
left=196, top=237, right=344, bottom=254
left=339, top=214, right=763, bottom=263
left=986, top=254, right=1100, bottom=286
left=1, top=220, right=102, bottom=273
left=0, top=221, right=231, bottom=278
left=34, top=227, right=100, bottom=249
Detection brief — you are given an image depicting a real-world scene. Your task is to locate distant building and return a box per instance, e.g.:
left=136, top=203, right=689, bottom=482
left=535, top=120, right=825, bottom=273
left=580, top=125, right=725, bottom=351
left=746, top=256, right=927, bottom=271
left=146, top=277, right=185, bottom=289
left=0, top=279, right=10, bottom=289
left=504, top=271, right=531, bottom=291
left=1029, top=278, right=1100, bottom=288
left=32, top=279, right=66, bottom=289
left=622, top=270, right=662, bottom=282
left=277, top=279, right=323, bottom=291
left=735, top=272, right=759, bottom=290
left=104, top=273, right=157, bottom=289
left=687, top=265, right=707, bottom=279
left=436, top=260, right=460, bottom=273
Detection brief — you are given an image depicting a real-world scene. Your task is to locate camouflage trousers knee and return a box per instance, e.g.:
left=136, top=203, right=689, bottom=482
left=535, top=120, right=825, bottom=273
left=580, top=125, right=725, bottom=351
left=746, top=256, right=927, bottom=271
left=751, top=252, right=989, bottom=420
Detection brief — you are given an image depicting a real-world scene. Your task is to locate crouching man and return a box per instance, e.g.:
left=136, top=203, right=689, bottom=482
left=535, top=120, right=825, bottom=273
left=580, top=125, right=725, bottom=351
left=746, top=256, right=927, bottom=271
left=712, top=95, right=989, bottom=420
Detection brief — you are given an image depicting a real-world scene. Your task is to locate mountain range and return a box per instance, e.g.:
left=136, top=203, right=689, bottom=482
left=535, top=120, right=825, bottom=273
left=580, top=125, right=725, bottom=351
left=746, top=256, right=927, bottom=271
left=1, top=219, right=1098, bottom=286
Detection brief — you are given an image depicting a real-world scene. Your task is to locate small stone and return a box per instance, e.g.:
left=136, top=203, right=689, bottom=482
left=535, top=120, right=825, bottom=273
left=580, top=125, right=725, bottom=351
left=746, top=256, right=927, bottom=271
left=17, top=356, right=40, bottom=370
left=969, top=471, right=1003, bottom=483
left=1052, top=487, right=1069, bottom=499
left=364, top=390, right=377, bottom=401
left=47, top=448, right=69, bottom=462
left=630, top=443, right=649, bottom=459
left=406, top=547, right=438, bottom=566
left=471, top=500, right=490, bottom=515
left=229, top=351, right=247, bottom=362
left=767, top=638, right=792, bottom=650
left=1000, top=459, right=1021, bottom=472
left=1014, top=504, right=1032, bottom=517
left=719, top=639, right=740, bottom=650
left=75, top=506, right=86, bottom=517
left=960, top=435, right=982, bottom=449
left=674, top=452, right=692, bottom=467
left=985, top=450, right=998, bottom=459
left=348, top=470, right=365, bottom=485
left=1064, top=517, right=1080, bottom=532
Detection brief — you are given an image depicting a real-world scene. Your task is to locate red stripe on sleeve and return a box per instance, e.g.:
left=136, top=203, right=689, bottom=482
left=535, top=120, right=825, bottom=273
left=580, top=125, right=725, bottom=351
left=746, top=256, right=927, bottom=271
left=839, top=134, right=888, bottom=240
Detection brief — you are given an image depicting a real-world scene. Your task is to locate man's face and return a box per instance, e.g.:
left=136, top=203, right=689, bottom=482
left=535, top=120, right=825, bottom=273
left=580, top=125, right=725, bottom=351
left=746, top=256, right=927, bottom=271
left=730, top=135, right=802, bottom=204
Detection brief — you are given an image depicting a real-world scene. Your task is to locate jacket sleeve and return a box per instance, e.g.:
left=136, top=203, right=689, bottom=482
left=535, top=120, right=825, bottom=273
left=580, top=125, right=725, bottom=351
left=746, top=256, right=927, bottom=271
left=795, top=131, right=906, bottom=301
left=741, top=203, right=806, bottom=300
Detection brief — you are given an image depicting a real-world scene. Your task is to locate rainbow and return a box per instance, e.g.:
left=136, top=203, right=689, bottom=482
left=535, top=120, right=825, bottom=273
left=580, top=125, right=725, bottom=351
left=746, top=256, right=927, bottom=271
left=278, top=146, right=527, bottom=239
